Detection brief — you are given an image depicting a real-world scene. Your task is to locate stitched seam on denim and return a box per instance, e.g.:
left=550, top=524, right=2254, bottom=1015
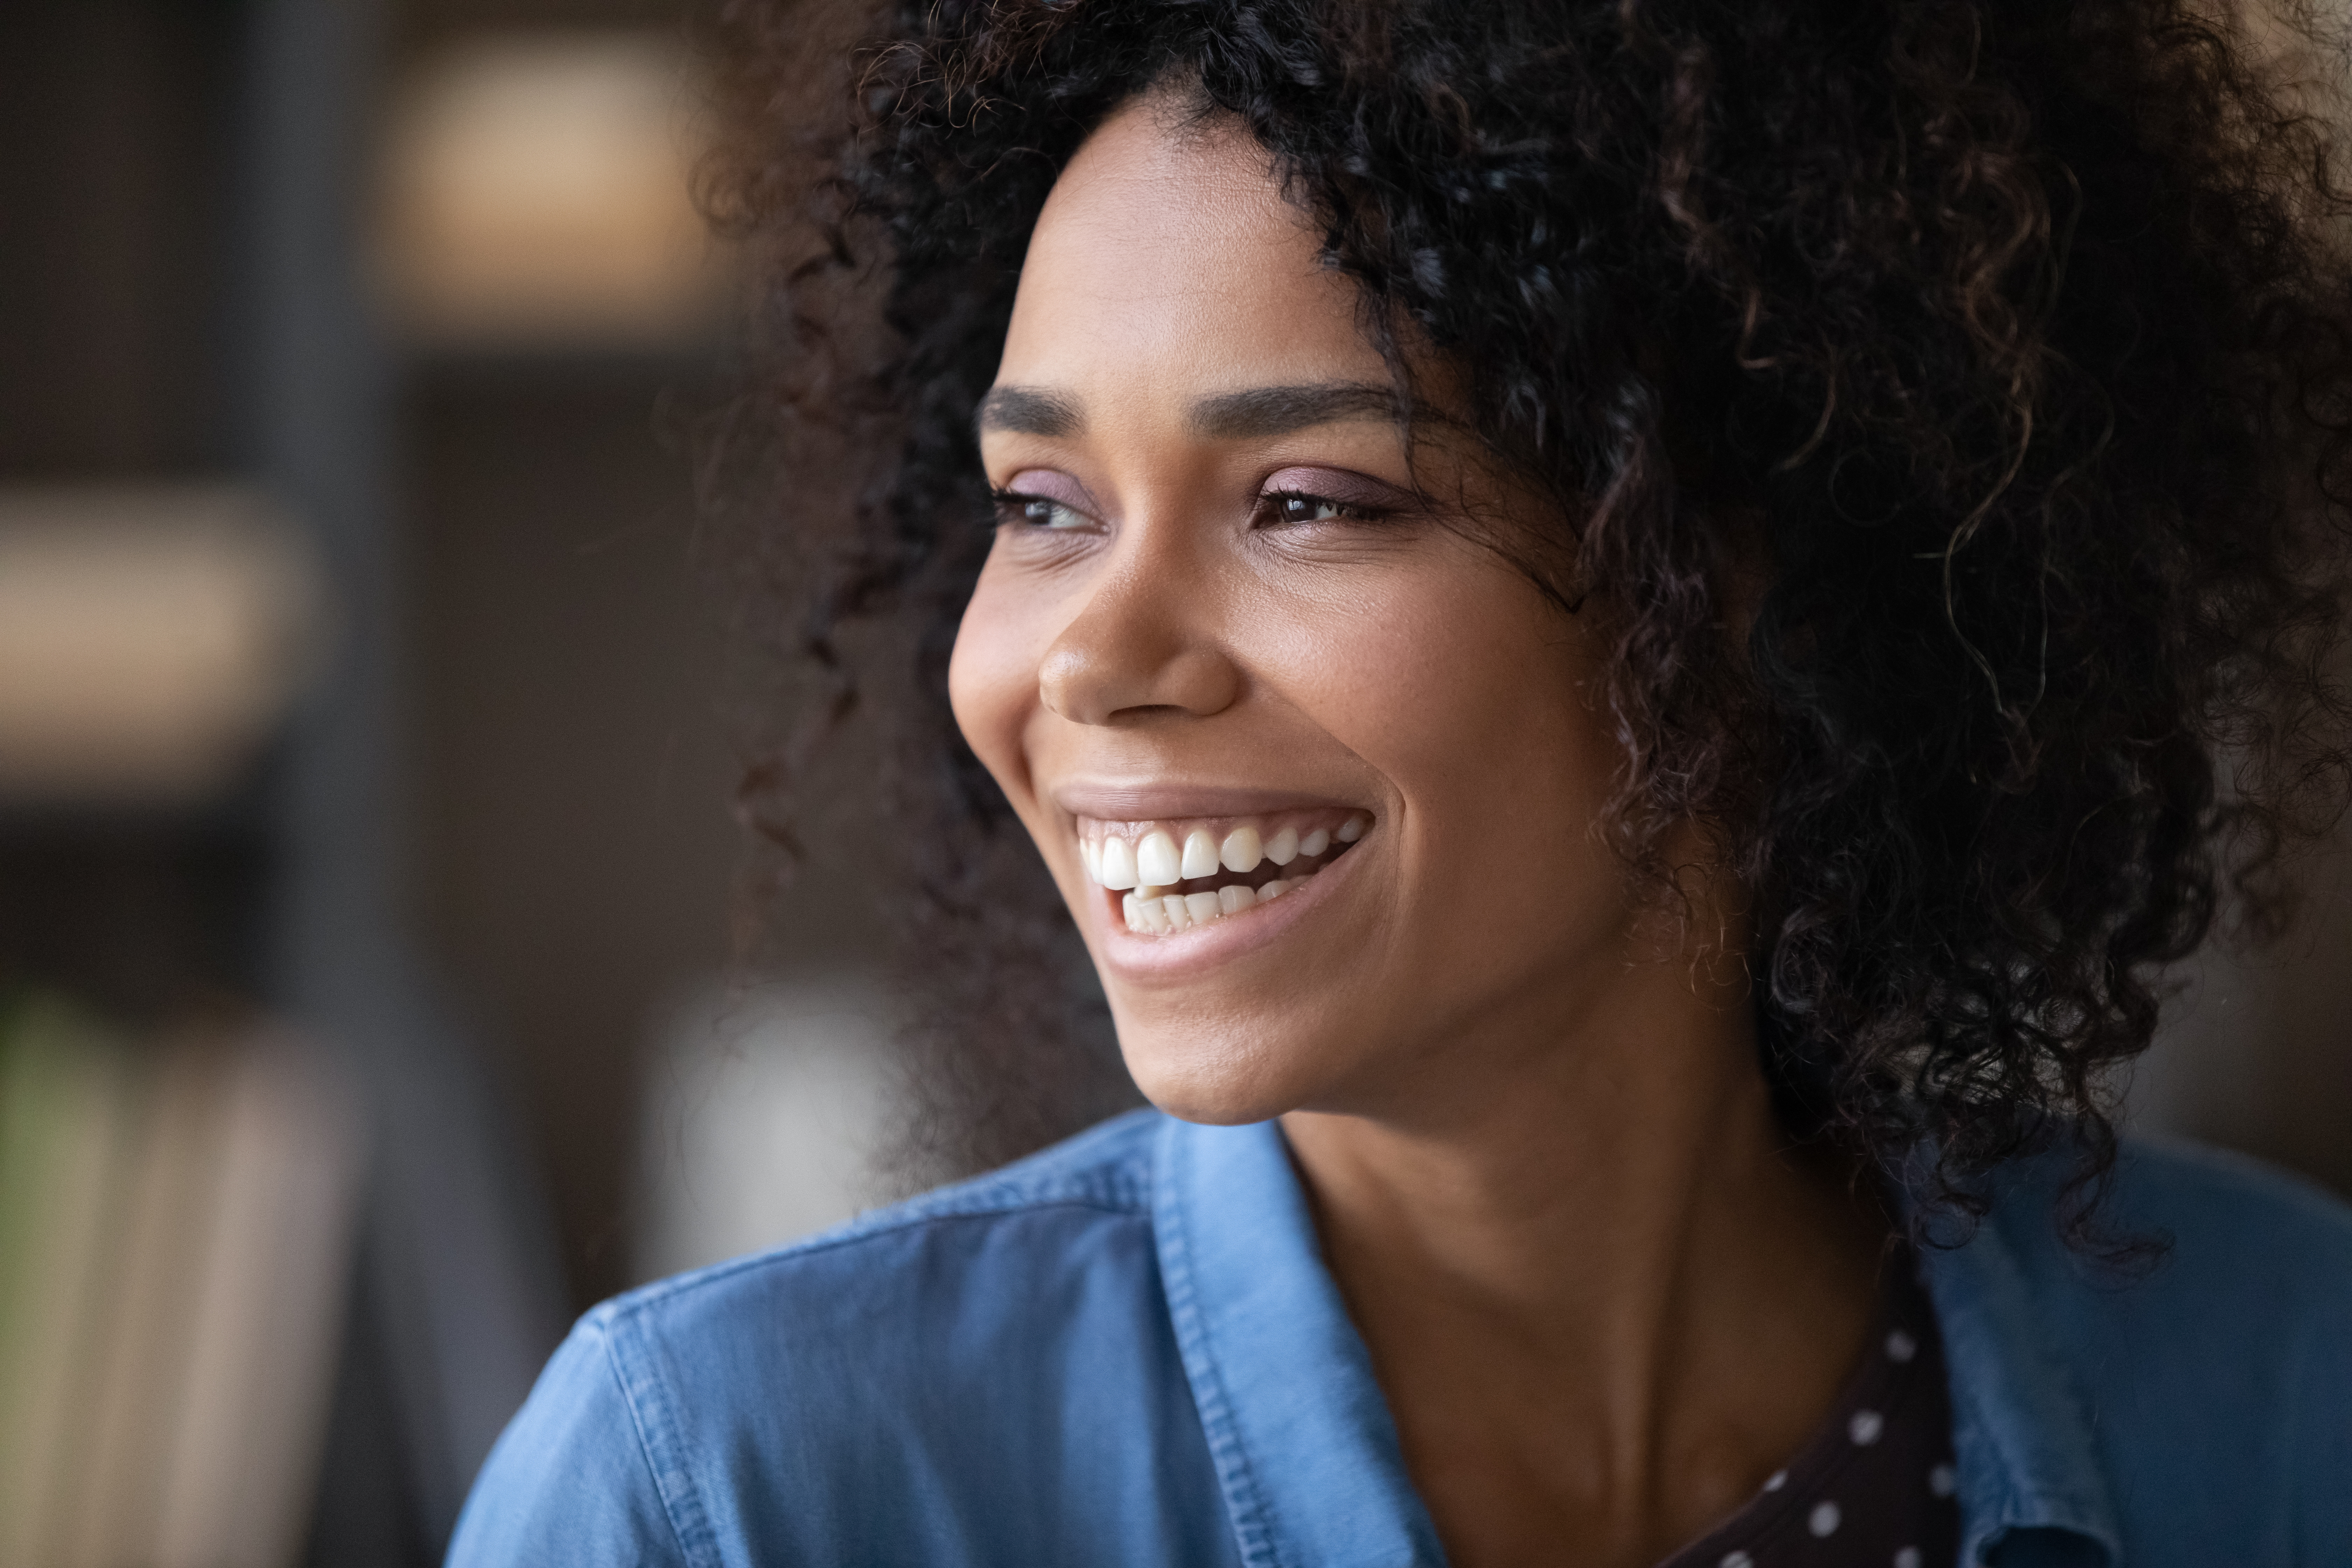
left=1940, top=1216, right=2116, bottom=1566
left=609, top=1179, right=1152, bottom=1319
left=1155, top=1129, right=1283, bottom=1568
left=1931, top=1252, right=2025, bottom=1568
left=595, top=1314, right=721, bottom=1568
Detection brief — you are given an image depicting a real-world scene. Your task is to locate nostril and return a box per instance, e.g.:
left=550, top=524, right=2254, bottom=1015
left=1036, top=645, right=1107, bottom=725
left=1037, top=610, right=1242, bottom=724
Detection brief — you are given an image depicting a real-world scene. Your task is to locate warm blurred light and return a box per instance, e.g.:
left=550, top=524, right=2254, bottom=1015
left=374, top=32, right=724, bottom=351
left=634, top=981, right=892, bottom=1283
left=0, top=486, right=323, bottom=807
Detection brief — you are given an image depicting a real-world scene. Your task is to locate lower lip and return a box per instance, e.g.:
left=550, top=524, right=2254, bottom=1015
left=1092, top=845, right=1363, bottom=980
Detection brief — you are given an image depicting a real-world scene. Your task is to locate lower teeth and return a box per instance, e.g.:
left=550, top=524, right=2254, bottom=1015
left=1122, top=872, right=1303, bottom=934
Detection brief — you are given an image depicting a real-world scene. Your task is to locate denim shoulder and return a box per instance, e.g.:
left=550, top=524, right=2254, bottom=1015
left=1990, top=1135, right=2352, bottom=1556
left=446, top=1107, right=1169, bottom=1568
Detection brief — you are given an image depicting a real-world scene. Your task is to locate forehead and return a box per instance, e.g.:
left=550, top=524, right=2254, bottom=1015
left=996, top=97, right=1384, bottom=399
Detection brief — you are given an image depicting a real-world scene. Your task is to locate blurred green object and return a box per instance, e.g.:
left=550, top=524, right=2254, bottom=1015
left=0, top=996, right=360, bottom=1568
left=0, top=992, right=135, bottom=1560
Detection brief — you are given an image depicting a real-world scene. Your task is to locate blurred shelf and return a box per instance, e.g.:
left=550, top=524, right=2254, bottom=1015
left=373, top=30, right=730, bottom=362
left=0, top=483, right=323, bottom=813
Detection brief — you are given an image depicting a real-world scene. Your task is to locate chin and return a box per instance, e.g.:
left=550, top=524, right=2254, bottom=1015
left=1116, top=1023, right=1323, bottom=1127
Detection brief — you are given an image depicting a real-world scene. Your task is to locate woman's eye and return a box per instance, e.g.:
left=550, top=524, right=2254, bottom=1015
left=992, top=491, right=1092, bottom=531
left=1261, top=491, right=1379, bottom=526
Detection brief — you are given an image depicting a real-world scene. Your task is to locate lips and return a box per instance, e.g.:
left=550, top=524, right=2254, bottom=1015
left=1075, top=810, right=1370, bottom=934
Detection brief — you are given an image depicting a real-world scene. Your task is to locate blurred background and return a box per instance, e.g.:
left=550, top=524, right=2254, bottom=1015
left=0, top=2, right=894, bottom=1562
left=0, top=0, right=2345, bottom=1563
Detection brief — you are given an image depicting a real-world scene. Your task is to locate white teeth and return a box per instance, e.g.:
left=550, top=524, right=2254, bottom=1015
left=1219, top=824, right=1262, bottom=873
left=1180, top=829, right=1220, bottom=880
left=1116, top=876, right=1308, bottom=932
left=1137, top=830, right=1182, bottom=887
left=1096, top=812, right=1374, bottom=934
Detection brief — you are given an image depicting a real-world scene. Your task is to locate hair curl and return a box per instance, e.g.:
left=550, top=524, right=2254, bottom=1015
left=701, top=0, right=2352, bottom=1237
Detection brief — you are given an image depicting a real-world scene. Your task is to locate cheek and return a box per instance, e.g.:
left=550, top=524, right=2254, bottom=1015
left=947, top=566, right=1047, bottom=801
left=1259, top=557, right=1605, bottom=822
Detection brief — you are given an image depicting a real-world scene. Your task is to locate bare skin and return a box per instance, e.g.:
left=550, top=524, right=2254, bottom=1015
left=948, top=93, right=1885, bottom=1568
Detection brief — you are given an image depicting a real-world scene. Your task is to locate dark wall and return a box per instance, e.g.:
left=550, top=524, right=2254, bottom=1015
left=401, top=363, right=742, bottom=1306
left=0, top=0, right=239, bottom=478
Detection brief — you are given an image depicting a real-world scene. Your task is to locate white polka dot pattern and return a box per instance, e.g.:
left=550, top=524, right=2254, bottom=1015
left=1656, top=1255, right=1959, bottom=1568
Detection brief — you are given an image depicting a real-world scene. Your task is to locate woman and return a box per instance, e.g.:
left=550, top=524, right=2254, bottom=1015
left=453, top=1, right=2352, bottom=1564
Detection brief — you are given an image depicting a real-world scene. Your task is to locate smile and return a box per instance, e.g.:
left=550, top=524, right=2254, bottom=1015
left=1077, top=811, right=1371, bottom=934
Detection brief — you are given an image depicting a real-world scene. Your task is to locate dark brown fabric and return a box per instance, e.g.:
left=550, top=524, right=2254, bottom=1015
left=1658, top=1255, right=1961, bottom=1568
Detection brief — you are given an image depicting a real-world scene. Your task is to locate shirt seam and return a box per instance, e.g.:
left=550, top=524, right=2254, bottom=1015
left=598, top=1314, right=723, bottom=1568
left=606, top=1184, right=1152, bottom=1321
left=1155, top=1130, right=1286, bottom=1568
left=1935, top=1207, right=2121, bottom=1567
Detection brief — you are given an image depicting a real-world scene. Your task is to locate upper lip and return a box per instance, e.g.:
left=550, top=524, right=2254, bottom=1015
left=1050, top=780, right=1368, bottom=822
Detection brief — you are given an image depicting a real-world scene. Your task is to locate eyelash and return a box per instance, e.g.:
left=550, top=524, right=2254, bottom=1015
left=986, top=487, right=1391, bottom=532
left=1256, top=490, right=1390, bottom=527
left=988, top=488, right=1091, bottom=532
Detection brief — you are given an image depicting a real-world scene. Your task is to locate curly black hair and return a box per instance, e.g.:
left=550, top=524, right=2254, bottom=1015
left=700, top=0, right=2352, bottom=1236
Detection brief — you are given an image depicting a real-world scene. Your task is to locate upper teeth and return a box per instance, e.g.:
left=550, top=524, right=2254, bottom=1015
left=1077, top=812, right=1370, bottom=893
left=1138, top=831, right=1182, bottom=886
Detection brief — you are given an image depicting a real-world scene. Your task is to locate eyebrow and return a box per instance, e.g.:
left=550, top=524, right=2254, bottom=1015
left=974, top=386, right=1084, bottom=438
left=1188, top=382, right=1404, bottom=439
left=973, top=380, right=1406, bottom=443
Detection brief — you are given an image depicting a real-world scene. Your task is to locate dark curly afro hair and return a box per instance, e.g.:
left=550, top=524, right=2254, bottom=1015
left=701, top=0, right=2352, bottom=1237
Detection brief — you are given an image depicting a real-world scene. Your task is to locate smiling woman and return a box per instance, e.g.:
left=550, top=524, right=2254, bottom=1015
left=451, top=3, right=2352, bottom=1566
left=954, top=105, right=1704, bottom=1163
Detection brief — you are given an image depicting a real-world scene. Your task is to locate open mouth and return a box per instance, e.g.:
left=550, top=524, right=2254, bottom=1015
left=1077, top=810, right=1371, bottom=935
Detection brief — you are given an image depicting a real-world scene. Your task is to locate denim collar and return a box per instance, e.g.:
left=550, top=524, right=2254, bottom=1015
left=1154, top=1116, right=1445, bottom=1567
left=1156, top=1115, right=2122, bottom=1568
left=1913, top=1200, right=2122, bottom=1567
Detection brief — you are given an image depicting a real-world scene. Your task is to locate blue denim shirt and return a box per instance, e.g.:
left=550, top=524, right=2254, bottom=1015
left=449, top=1111, right=2352, bottom=1567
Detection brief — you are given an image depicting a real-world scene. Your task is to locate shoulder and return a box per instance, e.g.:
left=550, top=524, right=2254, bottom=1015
left=1979, top=1136, right=2352, bottom=1558
left=2106, top=1134, right=2352, bottom=1259
left=1996, top=1135, right=2352, bottom=1332
left=444, top=1311, right=694, bottom=1566
left=450, top=1109, right=1195, bottom=1568
left=1985, top=1133, right=2352, bottom=1377
left=603, top=1104, right=1162, bottom=1337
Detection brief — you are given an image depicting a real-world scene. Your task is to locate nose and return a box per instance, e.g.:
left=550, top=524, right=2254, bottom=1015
left=1037, top=552, right=1241, bottom=726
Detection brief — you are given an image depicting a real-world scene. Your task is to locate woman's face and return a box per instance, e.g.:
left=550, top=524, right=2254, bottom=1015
left=951, top=99, right=1668, bottom=1124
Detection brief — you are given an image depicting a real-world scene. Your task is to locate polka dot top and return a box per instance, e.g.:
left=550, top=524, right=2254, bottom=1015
left=1658, top=1253, right=1961, bottom=1568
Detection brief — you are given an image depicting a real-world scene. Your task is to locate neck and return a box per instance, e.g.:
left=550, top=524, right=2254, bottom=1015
left=1279, top=952, right=1884, bottom=1568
